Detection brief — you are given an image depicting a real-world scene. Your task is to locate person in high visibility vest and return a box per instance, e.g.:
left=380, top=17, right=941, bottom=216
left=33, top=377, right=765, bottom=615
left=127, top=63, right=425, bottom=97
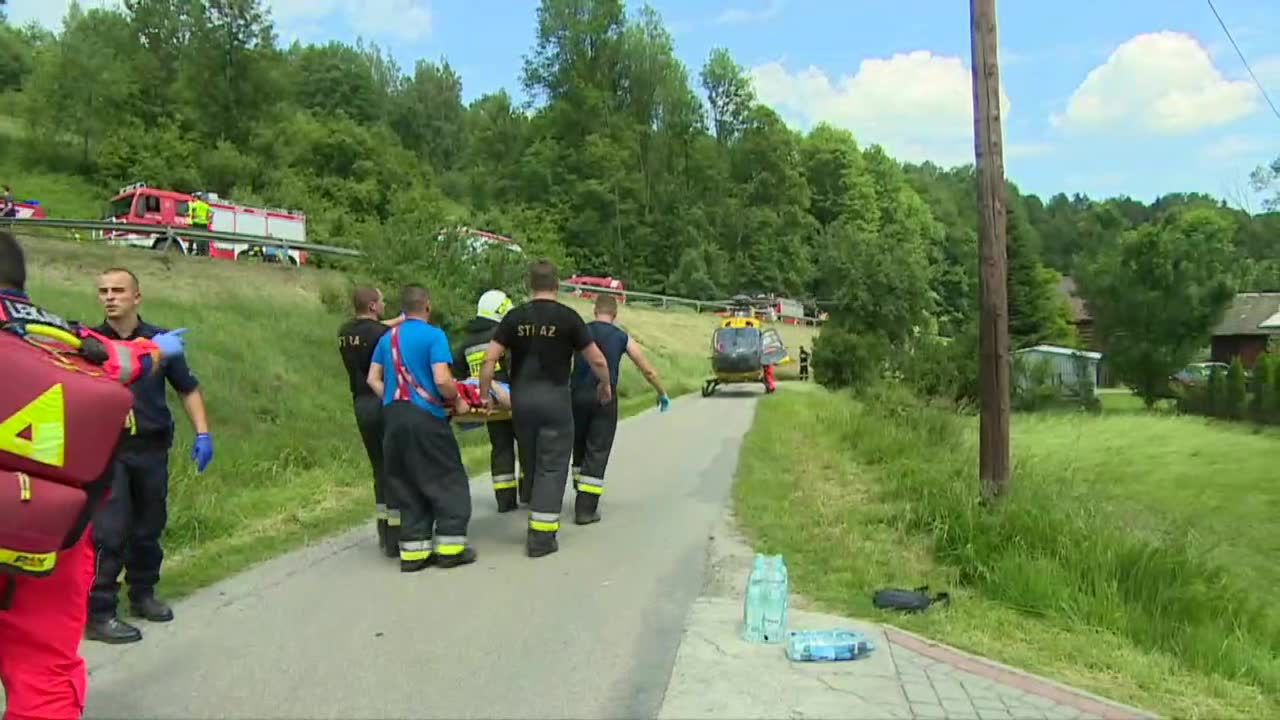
left=0, top=230, right=189, bottom=720
left=188, top=195, right=211, bottom=231
left=450, top=289, right=521, bottom=512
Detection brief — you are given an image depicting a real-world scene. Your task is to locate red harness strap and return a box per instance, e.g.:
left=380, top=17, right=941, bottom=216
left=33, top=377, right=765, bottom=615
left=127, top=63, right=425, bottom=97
left=389, top=325, right=444, bottom=408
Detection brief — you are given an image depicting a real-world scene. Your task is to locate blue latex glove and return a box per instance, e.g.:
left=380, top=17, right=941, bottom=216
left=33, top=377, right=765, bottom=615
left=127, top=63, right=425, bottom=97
left=153, top=328, right=188, bottom=358
left=191, top=433, right=213, bottom=473
left=658, top=394, right=671, bottom=413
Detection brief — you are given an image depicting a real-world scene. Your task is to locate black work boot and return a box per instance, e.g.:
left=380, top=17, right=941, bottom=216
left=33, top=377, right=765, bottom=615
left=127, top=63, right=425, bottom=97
left=527, top=528, right=559, bottom=558
left=400, top=555, right=435, bottom=573
left=435, top=547, right=478, bottom=569
left=574, top=493, right=601, bottom=525
left=495, top=487, right=518, bottom=513
left=130, top=596, right=174, bottom=623
left=86, top=616, right=142, bottom=644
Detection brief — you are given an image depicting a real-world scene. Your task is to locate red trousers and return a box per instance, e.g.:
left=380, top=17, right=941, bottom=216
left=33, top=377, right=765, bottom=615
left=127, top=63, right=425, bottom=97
left=763, top=365, right=777, bottom=392
left=0, top=531, right=95, bottom=720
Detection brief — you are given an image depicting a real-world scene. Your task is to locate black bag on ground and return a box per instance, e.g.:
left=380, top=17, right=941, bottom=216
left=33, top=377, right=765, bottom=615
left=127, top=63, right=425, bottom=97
left=872, top=585, right=951, bottom=613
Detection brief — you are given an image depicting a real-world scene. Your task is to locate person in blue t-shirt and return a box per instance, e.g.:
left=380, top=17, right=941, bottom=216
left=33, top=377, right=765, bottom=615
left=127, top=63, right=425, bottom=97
left=367, top=285, right=476, bottom=573
left=569, top=293, right=669, bottom=525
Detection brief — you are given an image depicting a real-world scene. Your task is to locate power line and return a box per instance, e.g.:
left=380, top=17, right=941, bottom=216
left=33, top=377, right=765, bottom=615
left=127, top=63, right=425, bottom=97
left=1206, top=0, right=1280, bottom=122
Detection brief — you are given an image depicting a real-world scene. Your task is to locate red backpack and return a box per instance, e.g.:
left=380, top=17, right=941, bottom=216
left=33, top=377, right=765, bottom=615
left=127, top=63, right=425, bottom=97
left=0, top=298, right=136, bottom=582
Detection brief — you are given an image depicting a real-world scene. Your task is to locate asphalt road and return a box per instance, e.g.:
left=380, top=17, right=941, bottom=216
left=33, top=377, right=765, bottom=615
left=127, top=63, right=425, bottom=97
left=80, top=388, right=763, bottom=720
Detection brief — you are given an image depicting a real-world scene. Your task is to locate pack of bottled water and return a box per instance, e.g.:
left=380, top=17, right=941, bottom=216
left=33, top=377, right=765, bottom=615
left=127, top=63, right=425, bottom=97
left=742, top=553, right=789, bottom=644
left=785, top=629, right=876, bottom=662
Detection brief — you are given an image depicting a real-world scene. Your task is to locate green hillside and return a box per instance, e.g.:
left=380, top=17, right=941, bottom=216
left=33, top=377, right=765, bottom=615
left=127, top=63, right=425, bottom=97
left=20, top=236, right=814, bottom=598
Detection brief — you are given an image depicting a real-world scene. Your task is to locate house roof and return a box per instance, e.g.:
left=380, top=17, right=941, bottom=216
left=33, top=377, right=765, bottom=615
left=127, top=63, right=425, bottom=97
left=1057, top=276, right=1092, bottom=322
left=1014, top=344, right=1103, bottom=361
left=1213, top=293, right=1280, bottom=337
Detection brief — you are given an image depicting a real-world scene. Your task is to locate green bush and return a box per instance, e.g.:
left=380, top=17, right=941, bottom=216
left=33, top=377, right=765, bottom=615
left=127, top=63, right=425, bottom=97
left=895, top=327, right=979, bottom=408
left=812, top=325, right=890, bottom=390
left=1225, top=358, right=1248, bottom=420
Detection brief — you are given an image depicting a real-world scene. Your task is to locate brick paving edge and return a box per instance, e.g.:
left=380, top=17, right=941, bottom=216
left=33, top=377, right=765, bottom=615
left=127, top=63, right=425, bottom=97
left=881, top=626, right=1160, bottom=720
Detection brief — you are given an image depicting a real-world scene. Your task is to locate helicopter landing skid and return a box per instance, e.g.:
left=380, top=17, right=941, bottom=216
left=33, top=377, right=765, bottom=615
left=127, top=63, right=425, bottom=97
left=701, top=379, right=719, bottom=397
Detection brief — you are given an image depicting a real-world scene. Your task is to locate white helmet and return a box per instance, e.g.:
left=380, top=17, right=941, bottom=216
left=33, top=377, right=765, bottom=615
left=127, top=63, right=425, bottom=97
left=477, top=289, right=513, bottom=322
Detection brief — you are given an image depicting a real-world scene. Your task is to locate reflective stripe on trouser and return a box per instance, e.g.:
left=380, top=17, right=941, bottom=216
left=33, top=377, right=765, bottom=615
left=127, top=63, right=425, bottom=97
left=399, top=539, right=432, bottom=562
left=576, top=474, right=604, bottom=496
left=434, top=535, right=468, bottom=556
left=491, top=473, right=517, bottom=491
left=511, top=383, right=574, bottom=533
left=529, top=511, right=560, bottom=533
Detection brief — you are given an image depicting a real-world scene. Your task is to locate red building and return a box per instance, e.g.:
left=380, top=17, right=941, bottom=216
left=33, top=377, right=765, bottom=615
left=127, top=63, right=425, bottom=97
left=1211, top=293, right=1280, bottom=370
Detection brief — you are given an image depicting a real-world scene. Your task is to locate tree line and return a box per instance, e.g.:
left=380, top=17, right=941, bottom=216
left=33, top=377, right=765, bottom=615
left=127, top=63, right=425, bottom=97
left=1, top=0, right=1276, bottom=383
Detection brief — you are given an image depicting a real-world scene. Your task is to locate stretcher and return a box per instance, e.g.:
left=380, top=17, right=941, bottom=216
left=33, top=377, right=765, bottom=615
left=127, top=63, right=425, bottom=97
left=450, top=379, right=512, bottom=429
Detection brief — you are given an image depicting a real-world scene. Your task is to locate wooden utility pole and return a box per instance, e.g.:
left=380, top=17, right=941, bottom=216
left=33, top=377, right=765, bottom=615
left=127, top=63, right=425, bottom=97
left=969, top=0, right=1011, bottom=500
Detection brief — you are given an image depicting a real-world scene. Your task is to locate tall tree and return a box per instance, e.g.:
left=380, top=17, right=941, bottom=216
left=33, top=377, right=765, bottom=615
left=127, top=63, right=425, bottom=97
left=1079, top=208, right=1238, bottom=407
left=699, top=47, right=754, bottom=145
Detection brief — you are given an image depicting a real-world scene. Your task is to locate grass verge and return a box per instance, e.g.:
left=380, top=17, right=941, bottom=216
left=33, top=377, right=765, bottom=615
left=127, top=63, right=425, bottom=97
left=21, top=236, right=814, bottom=600
left=733, top=384, right=1280, bottom=719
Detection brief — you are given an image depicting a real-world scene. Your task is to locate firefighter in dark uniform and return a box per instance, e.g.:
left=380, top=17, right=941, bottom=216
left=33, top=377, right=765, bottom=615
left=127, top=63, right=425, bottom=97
left=86, top=267, right=214, bottom=644
left=479, top=261, right=612, bottom=558
left=338, top=286, right=406, bottom=558
left=570, top=293, right=669, bottom=525
left=367, top=285, right=476, bottom=573
left=798, top=346, right=810, bottom=381
left=451, top=289, right=521, bottom=512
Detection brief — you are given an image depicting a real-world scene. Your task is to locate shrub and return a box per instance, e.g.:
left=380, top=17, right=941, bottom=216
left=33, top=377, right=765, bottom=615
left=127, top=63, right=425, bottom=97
left=812, top=325, right=891, bottom=390
left=895, top=326, right=979, bottom=408
left=1225, top=358, right=1248, bottom=420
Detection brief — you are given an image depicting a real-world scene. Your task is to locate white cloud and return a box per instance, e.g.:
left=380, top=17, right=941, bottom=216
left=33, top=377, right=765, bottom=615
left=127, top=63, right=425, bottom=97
left=749, top=50, right=1013, bottom=167
left=267, top=0, right=433, bottom=44
left=1051, top=31, right=1258, bottom=135
left=1202, top=134, right=1268, bottom=163
left=716, top=0, right=782, bottom=26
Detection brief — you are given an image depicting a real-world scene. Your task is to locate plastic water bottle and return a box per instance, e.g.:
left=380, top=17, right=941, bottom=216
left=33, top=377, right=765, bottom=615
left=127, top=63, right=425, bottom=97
left=761, top=555, right=788, bottom=643
left=742, top=555, right=767, bottom=643
left=742, top=554, right=789, bottom=644
left=786, top=630, right=875, bottom=662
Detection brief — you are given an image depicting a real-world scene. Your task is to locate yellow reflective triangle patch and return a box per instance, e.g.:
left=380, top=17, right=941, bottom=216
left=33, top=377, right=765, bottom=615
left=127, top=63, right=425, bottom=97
left=0, top=384, right=66, bottom=467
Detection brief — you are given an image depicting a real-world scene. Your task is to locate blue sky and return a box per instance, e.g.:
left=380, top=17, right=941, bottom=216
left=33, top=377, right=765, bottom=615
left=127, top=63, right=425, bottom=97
left=17, top=0, right=1280, bottom=208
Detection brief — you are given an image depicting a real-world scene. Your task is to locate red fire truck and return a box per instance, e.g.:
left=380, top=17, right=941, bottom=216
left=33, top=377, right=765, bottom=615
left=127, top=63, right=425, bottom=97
left=98, top=183, right=309, bottom=265
left=565, top=275, right=626, bottom=304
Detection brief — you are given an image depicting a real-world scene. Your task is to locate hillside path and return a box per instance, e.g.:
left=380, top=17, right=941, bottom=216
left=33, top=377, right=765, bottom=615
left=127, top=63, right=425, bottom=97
left=78, top=388, right=1153, bottom=720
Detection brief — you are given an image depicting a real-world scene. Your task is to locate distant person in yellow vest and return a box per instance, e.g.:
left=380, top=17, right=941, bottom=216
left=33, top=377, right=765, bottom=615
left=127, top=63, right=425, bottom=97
left=188, top=195, right=211, bottom=232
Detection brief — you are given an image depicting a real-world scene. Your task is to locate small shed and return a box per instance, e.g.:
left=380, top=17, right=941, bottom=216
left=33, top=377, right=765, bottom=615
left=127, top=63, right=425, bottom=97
left=1013, top=345, right=1103, bottom=394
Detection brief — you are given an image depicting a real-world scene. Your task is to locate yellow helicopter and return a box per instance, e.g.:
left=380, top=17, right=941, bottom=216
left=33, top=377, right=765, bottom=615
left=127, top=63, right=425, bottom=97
left=701, top=295, right=789, bottom=397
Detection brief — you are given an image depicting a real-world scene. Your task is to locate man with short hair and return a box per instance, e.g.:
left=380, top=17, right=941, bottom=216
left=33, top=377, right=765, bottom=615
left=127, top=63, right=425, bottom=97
left=338, top=286, right=406, bottom=558
left=570, top=293, right=669, bottom=525
left=479, top=260, right=612, bottom=558
left=368, top=285, right=475, bottom=572
left=86, top=267, right=212, bottom=644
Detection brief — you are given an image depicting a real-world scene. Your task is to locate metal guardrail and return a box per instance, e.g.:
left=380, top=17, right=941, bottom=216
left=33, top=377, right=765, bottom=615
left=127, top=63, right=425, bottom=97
left=558, top=281, right=825, bottom=325
left=0, top=217, right=364, bottom=258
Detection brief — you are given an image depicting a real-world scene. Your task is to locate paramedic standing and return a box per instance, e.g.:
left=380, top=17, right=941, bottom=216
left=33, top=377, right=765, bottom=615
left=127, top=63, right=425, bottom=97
left=479, top=260, right=612, bottom=558
left=367, top=285, right=475, bottom=573
left=337, top=286, right=406, bottom=558
left=451, top=289, right=522, bottom=512
left=0, top=231, right=188, bottom=720
left=188, top=194, right=211, bottom=231
left=86, top=268, right=213, bottom=644
left=570, top=293, right=669, bottom=525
